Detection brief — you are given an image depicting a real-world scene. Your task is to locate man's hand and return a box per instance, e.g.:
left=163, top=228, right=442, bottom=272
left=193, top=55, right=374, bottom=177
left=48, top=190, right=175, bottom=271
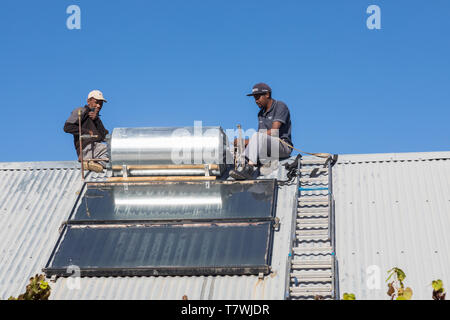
left=88, top=106, right=99, bottom=120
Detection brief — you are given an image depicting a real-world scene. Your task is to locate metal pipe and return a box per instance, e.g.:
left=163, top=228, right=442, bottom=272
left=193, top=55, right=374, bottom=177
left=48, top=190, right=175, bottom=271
left=78, top=109, right=84, bottom=181
left=111, top=164, right=219, bottom=171
left=115, top=169, right=221, bottom=177
left=107, top=176, right=217, bottom=182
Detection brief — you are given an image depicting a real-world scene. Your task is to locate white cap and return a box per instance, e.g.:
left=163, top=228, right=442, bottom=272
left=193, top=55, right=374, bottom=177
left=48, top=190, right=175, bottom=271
left=88, top=90, right=107, bottom=102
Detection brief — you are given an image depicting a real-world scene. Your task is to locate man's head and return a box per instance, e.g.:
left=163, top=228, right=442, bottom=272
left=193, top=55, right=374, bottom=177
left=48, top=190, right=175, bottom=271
left=246, top=83, right=272, bottom=109
left=87, top=90, right=107, bottom=110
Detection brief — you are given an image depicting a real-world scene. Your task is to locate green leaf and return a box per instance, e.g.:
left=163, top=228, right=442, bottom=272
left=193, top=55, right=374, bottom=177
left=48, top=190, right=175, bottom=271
left=39, top=281, right=49, bottom=290
left=432, top=280, right=443, bottom=291
left=386, top=268, right=395, bottom=282
left=395, top=268, right=406, bottom=282
left=343, top=293, right=356, bottom=300
left=403, top=287, right=413, bottom=300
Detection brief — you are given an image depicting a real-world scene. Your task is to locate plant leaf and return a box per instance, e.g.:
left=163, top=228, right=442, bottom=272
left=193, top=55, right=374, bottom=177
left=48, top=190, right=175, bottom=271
left=432, top=280, right=443, bottom=291
left=403, top=287, right=413, bottom=300
left=343, top=293, right=356, bottom=300
left=39, top=281, right=49, bottom=290
left=396, top=268, right=406, bottom=282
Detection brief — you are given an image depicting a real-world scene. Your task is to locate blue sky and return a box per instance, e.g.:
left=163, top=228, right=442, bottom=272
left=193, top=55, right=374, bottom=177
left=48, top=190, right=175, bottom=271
left=0, top=0, right=449, bottom=162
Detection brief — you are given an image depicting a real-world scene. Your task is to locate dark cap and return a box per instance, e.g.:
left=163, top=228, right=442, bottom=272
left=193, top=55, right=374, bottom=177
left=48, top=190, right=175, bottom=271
left=246, top=83, right=272, bottom=96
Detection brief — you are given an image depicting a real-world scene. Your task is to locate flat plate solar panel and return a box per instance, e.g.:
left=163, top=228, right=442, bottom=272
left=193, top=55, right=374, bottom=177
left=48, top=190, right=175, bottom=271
left=71, top=180, right=276, bottom=222
left=45, top=222, right=273, bottom=276
left=45, top=180, right=277, bottom=277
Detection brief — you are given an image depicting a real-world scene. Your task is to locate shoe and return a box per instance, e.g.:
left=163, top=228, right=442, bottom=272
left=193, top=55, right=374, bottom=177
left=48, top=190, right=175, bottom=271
left=229, top=165, right=257, bottom=180
left=83, top=161, right=104, bottom=173
left=259, top=160, right=279, bottom=176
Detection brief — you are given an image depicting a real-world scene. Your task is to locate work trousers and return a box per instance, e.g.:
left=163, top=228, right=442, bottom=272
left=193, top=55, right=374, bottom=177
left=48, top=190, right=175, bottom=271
left=81, top=142, right=108, bottom=168
left=244, top=132, right=292, bottom=165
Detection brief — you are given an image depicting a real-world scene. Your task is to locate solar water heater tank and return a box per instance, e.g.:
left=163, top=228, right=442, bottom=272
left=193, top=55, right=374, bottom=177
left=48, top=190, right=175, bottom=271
left=108, top=127, right=230, bottom=176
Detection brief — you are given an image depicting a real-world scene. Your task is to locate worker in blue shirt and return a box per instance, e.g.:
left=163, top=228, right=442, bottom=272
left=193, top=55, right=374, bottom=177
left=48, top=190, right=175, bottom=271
left=230, top=83, right=293, bottom=180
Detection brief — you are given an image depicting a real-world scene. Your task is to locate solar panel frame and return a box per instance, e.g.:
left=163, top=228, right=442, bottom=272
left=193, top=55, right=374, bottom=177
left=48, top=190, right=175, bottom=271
left=44, top=179, right=278, bottom=277
left=69, top=180, right=277, bottom=223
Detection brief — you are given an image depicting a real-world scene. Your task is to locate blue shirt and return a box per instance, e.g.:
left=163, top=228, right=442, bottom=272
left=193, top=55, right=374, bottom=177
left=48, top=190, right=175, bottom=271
left=257, top=99, right=293, bottom=146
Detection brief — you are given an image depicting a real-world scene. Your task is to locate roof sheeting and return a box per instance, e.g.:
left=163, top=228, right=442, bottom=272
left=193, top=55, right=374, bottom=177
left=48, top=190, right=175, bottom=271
left=0, top=163, right=83, bottom=299
left=0, top=160, right=297, bottom=300
left=333, top=151, right=450, bottom=300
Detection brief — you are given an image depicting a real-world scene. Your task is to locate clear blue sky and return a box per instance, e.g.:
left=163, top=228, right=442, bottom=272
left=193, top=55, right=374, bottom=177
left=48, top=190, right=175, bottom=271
left=1, top=0, right=449, bottom=162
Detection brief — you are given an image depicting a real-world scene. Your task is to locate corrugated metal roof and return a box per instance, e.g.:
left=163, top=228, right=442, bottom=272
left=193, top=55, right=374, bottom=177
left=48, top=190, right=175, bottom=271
left=0, top=162, right=84, bottom=299
left=333, top=151, right=450, bottom=300
left=0, top=160, right=297, bottom=300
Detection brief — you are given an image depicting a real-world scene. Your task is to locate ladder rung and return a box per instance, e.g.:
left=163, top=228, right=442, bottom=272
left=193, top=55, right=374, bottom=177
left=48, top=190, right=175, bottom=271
left=296, top=236, right=330, bottom=242
left=290, top=286, right=332, bottom=293
left=297, top=218, right=328, bottom=224
left=298, top=212, right=329, bottom=218
left=298, top=196, right=329, bottom=202
left=291, top=271, right=332, bottom=277
left=296, top=229, right=329, bottom=235
left=291, top=278, right=332, bottom=283
left=297, top=224, right=328, bottom=230
left=298, top=204, right=329, bottom=209
left=290, top=296, right=333, bottom=300
left=292, top=266, right=332, bottom=271
left=300, top=167, right=329, bottom=173
left=298, top=207, right=329, bottom=213
left=300, top=177, right=329, bottom=183
left=293, top=246, right=332, bottom=253
left=292, top=257, right=332, bottom=263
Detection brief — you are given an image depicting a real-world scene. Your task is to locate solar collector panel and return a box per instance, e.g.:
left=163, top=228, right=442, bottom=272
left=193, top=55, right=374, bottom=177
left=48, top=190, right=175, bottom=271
left=45, top=223, right=272, bottom=276
left=44, top=180, right=277, bottom=277
left=72, top=180, right=276, bottom=222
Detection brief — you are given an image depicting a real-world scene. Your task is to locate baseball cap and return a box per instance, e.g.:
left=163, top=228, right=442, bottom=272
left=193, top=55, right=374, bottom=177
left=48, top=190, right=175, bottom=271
left=246, top=83, right=272, bottom=96
left=88, top=90, right=108, bottom=102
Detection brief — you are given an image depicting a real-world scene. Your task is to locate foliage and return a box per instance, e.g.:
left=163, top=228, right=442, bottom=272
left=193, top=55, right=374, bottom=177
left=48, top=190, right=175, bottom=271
left=343, top=293, right=356, bottom=300
left=8, top=274, right=51, bottom=300
left=386, top=267, right=413, bottom=300
left=432, top=280, right=446, bottom=300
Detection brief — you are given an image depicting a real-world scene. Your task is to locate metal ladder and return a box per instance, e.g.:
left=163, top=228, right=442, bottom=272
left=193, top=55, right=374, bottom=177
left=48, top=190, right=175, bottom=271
left=287, top=157, right=339, bottom=300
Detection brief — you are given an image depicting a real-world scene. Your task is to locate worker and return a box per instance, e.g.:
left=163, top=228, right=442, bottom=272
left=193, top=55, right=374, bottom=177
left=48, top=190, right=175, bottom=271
left=230, top=83, right=293, bottom=180
left=63, top=90, right=109, bottom=173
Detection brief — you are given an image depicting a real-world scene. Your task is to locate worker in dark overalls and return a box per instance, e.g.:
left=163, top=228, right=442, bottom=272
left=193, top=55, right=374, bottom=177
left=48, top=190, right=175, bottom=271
left=63, top=90, right=109, bottom=173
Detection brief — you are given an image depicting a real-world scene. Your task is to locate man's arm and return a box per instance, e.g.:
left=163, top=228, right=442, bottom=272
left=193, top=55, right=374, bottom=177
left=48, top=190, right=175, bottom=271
left=266, top=121, right=282, bottom=136
left=63, top=121, right=80, bottom=135
left=63, top=107, right=91, bottom=135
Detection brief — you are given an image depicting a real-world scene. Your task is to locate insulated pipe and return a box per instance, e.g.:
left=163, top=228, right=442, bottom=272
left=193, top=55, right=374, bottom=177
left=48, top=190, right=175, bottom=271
left=117, top=169, right=222, bottom=177
left=111, top=164, right=220, bottom=170
left=107, top=176, right=217, bottom=182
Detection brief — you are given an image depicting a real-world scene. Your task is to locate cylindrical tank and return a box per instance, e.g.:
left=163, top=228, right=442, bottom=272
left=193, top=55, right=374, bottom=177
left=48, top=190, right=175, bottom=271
left=109, top=127, right=229, bottom=176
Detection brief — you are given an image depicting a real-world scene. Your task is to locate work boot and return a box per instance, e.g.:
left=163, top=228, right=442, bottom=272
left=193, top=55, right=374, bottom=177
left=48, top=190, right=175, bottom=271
left=229, top=164, right=257, bottom=180
left=259, top=160, right=279, bottom=176
left=83, top=161, right=104, bottom=173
